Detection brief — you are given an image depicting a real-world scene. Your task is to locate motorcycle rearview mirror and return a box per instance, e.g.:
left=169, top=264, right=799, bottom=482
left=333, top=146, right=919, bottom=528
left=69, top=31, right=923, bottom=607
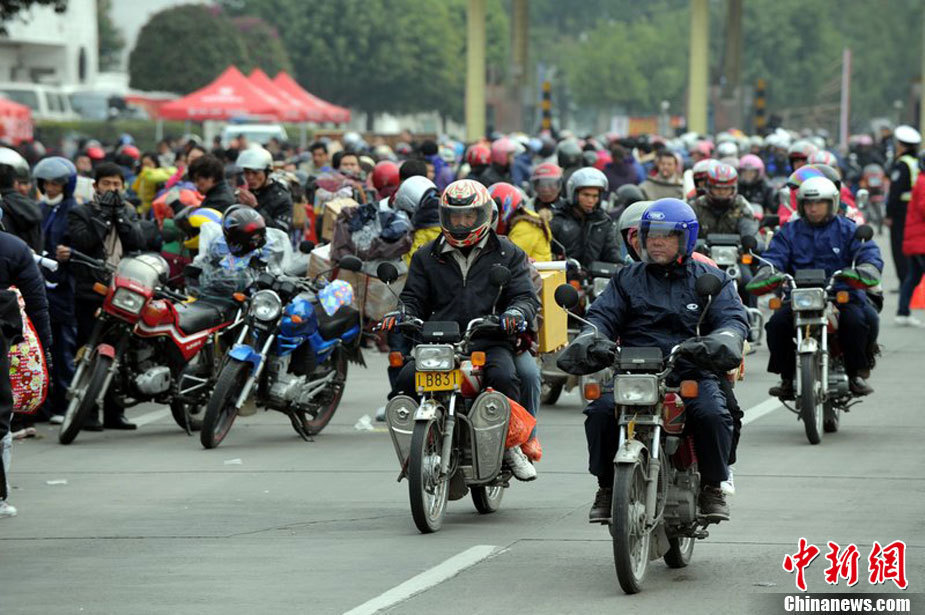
left=741, top=234, right=758, bottom=253
left=695, top=273, right=723, bottom=298
left=338, top=255, right=363, bottom=272
left=299, top=240, right=315, bottom=254
left=489, top=264, right=511, bottom=288
left=376, top=262, right=399, bottom=284
left=854, top=224, right=874, bottom=242
left=554, top=283, right=580, bottom=310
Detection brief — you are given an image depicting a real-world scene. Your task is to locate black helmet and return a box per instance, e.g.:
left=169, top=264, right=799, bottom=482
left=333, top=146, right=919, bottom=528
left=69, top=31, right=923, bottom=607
left=556, top=139, right=582, bottom=169
left=222, top=205, right=267, bottom=256
left=613, top=183, right=645, bottom=210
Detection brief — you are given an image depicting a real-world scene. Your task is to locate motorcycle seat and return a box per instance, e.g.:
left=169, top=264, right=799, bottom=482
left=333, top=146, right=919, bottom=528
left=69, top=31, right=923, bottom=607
left=175, top=301, right=228, bottom=334
left=316, top=304, right=359, bottom=340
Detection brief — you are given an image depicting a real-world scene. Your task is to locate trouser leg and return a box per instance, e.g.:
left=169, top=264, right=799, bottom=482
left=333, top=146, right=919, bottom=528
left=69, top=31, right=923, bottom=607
left=765, top=304, right=796, bottom=379
left=837, top=302, right=873, bottom=377
left=684, top=377, right=733, bottom=485
left=514, top=351, right=540, bottom=437
left=584, top=393, right=617, bottom=488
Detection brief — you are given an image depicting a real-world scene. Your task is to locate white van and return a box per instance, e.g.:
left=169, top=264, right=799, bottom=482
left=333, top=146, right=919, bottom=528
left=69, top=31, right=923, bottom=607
left=0, top=82, right=78, bottom=121
left=220, top=123, right=288, bottom=147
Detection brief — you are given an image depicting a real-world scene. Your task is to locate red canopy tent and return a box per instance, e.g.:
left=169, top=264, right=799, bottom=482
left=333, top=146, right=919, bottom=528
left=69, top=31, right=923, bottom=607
left=272, top=72, right=351, bottom=124
left=0, top=97, right=32, bottom=145
left=248, top=69, right=321, bottom=123
left=158, top=66, right=289, bottom=121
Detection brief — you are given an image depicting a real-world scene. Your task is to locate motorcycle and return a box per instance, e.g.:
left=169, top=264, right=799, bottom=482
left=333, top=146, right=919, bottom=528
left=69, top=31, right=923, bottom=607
left=744, top=225, right=875, bottom=444
left=199, top=255, right=365, bottom=448
left=379, top=262, right=527, bottom=534
left=554, top=275, right=725, bottom=594
left=59, top=251, right=239, bottom=445
left=858, top=163, right=888, bottom=234
left=698, top=234, right=765, bottom=344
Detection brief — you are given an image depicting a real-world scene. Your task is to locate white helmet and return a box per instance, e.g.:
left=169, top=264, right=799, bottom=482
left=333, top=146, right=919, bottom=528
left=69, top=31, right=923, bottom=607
left=0, top=147, right=30, bottom=180
left=565, top=167, right=609, bottom=206
left=894, top=124, right=922, bottom=146
left=393, top=176, right=437, bottom=215
left=716, top=141, right=738, bottom=158
left=236, top=146, right=273, bottom=172
left=796, top=176, right=839, bottom=225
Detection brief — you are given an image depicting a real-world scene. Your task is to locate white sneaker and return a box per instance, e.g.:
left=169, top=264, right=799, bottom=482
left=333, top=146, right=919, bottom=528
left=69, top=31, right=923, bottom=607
left=0, top=501, right=17, bottom=518
left=375, top=405, right=386, bottom=422
left=895, top=315, right=925, bottom=327
left=49, top=414, right=64, bottom=425
left=721, top=466, right=736, bottom=496
left=504, top=446, right=537, bottom=481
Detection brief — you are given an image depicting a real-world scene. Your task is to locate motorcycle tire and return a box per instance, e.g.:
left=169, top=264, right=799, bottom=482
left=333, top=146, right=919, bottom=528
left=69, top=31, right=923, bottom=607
left=471, top=484, right=505, bottom=514
left=200, top=359, right=249, bottom=449
left=823, top=401, right=840, bottom=433
left=170, top=399, right=203, bottom=433
left=541, top=380, right=563, bottom=405
left=408, top=419, right=448, bottom=534
left=611, top=460, right=651, bottom=594
left=59, top=354, right=112, bottom=445
left=663, top=536, right=695, bottom=568
left=800, top=358, right=823, bottom=445
left=301, top=347, right=348, bottom=436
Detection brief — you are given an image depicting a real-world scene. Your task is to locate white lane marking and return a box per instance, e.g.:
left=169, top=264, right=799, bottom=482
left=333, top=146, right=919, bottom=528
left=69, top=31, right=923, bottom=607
left=133, top=409, right=170, bottom=426
left=343, top=545, right=499, bottom=615
left=742, top=397, right=782, bottom=426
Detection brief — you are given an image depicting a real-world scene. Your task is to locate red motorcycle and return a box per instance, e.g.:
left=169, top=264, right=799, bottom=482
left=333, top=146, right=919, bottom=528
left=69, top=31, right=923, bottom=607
left=59, top=251, right=240, bottom=444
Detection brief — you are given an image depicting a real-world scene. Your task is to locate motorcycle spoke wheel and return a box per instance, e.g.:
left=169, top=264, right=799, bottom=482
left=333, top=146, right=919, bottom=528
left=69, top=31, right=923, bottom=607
left=200, top=360, right=249, bottom=449
left=663, top=536, right=695, bottom=569
left=540, top=380, right=563, bottom=405
left=59, top=354, right=112, bottom=445
left=612, top=461, right=651, bottom=594
left=408, top=420, right=448, bottom=534
left=800, top=358, right=824, bottom=445
left=823, top=401, right=840, bottom=433
left=471, top=484, right=505, bottom=514
left=302, top=348, right=348, bottom=436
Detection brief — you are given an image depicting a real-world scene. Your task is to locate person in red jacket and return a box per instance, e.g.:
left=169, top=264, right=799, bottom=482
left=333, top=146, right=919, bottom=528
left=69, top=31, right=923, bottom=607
left=897, top=159, right=925, bottom=326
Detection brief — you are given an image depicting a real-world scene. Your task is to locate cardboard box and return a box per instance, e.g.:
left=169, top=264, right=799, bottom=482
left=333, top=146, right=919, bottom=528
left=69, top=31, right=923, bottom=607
left=320, top=198, right=358, bottom=242
left=537, top=269, right=568, bottom=353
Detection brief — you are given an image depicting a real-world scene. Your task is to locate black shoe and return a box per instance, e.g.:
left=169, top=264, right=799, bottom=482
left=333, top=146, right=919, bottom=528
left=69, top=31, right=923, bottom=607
left=589, top=487, right=613, bottom=523
left=769, top=379, right=795, bottom=400
left=82, top=417, right=104, bottom=432
left=849, top=377, right=874, bottom=396
left=699, top=485, right=730, bottom=522
left=103, top=415, right=137, bottom=430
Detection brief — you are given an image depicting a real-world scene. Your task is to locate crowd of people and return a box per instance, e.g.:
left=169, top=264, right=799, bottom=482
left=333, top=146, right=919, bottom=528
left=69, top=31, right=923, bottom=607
left=1, top=120, right=920, bottom=521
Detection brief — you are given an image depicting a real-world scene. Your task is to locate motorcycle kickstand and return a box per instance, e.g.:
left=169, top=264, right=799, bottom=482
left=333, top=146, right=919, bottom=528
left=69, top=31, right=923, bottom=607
left=288, top=412, right=315, bottom=443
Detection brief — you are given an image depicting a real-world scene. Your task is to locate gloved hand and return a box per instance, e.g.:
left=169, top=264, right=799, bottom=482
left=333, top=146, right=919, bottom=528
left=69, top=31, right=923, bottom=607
left=556, top=331, right=617, bottom=375
left=745, top=266, right=784, bottom=295
left=675, top=328, right=744, bottom=372
left=840, top=263, right=881, bottom=289
left=381, top=311, right=403, bottom=332
left=500, top=309, right=527, bottom=334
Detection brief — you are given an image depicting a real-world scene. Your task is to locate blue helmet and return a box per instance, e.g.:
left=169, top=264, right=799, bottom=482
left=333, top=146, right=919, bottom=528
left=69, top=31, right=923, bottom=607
left=639, top=198, right=699, bottom=264
left=33, top=156, right=78, bottom=197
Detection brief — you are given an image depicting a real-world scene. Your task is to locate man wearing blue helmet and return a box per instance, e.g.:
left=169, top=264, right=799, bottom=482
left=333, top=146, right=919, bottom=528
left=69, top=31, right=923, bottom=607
left=558, top=198, right=749, bottom=523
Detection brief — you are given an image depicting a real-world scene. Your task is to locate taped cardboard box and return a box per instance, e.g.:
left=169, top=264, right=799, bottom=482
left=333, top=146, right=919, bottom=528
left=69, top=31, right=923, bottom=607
left=320, top=198, right=358, bottom=242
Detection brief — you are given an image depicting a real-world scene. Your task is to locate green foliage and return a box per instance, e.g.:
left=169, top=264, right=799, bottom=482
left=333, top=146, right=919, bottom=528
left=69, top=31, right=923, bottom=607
left=97, top=0, right=125, bottom=71
left=231, top=16, right=293, bottom=76
left=0, top=0, right=66, bottom=35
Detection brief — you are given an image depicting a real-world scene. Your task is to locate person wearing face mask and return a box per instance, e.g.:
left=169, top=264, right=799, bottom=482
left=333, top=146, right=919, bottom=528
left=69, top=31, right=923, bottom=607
left=549, top=167, right=622, bottom=270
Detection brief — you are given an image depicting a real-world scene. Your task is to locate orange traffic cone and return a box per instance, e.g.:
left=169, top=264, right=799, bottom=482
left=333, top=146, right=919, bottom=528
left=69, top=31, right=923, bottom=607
left=911, top=279, right=925, bottom=310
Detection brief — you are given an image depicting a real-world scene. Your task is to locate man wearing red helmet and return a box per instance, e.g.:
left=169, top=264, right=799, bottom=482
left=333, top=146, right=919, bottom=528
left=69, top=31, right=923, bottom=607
left=529, top=162, right=565, bottom=221
left=464, top=144, right=491, bottom=186
left=689, top=163, right=758, bottom=241
left=371, top=161, right=401, bottom=201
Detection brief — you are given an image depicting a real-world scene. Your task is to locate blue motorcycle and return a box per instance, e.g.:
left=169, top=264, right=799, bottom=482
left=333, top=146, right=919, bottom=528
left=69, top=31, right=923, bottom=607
left=200, top=255, right=366, bottom=448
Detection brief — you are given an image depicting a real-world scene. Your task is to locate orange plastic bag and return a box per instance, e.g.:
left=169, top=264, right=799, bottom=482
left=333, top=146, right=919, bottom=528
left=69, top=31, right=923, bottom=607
left=505, top=398, right=536, bottom=449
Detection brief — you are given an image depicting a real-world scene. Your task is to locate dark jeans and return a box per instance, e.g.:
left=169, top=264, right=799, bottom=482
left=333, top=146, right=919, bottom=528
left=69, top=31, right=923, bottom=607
left=75, top=297, right=103, bottom=350
left=386, top=331, right=411, bottom=389
left=889, top=213, right=908, bottom=285
left=766, top=301, right=874, bottom=378
left=41, top=318, right=76, bottom=419
left=897, top=254, right=925, bottom=316
left=390, top=342, right=520, bottom=402
left=584, top=376, right=733, bottom=487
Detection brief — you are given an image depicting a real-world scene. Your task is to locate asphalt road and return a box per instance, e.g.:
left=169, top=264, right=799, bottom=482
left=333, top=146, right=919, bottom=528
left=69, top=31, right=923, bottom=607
left=2, top=240, right=923, bottom=615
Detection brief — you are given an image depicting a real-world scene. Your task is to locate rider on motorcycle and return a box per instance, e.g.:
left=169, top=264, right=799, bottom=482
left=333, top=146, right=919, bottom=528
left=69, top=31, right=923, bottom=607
left=381, top=179, right=540, bottom=481
left=690, top=163, right=759, bottom=242
left=529, top=162, right=565, bottom=222
left=737, top=154, right=776, bottom=213
left=747, top=177, right=883, bottom=398
left=550, top=167, right=622, bottom=271
left=559, top=198, right=748, bottom=522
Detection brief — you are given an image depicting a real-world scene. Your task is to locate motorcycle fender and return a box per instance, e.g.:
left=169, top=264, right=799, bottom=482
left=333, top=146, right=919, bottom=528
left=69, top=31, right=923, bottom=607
left=414, top=399, right=441, bottom=421
left=798, top=337, right=818, bottom=354
left=615, top=439, right=648, bottom=465
left=95, top=343, right=116, bottom=359
left=229, top=344, right=262, bottom=371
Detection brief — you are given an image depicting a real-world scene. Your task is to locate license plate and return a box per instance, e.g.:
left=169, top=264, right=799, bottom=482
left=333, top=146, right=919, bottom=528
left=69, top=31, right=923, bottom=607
left=415, top=370, right=461, bottom=392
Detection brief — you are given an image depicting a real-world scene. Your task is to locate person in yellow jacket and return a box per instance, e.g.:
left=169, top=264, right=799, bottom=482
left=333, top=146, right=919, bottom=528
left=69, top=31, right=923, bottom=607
left=132, top=154, right=176, bottom=215
left=489, top=182, right=552, bottom=261
left=394, top=175, right=442, bottom=264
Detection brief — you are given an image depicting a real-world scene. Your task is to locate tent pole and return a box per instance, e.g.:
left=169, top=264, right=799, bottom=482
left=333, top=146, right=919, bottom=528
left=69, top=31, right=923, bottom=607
left=300, top=122, right=307, bottom=149
left=155, top=119, right=163, bottom=142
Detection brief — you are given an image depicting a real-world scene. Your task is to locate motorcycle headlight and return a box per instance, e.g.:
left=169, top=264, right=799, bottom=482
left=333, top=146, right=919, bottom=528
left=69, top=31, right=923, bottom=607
left=250, top=290, right=282, bottom=322
left=614, top=375, right=659, bottom=405
left=791, top=288, right=825, bottom=311
left=710, top=246, right=738, bottom=266
left=414, top=345, right=455, bottom=371
left=111, top=288, right=146, bottom=314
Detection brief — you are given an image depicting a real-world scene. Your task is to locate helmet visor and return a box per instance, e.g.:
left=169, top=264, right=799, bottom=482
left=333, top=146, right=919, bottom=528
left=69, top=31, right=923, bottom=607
left=533, top=177, right=561, bottom=200
left=639, top=220, right=692, bottom=265
left=439, top=202, right=489, bottom=240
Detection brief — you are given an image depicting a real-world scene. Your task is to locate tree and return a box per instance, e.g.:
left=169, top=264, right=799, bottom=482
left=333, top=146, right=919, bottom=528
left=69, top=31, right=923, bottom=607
left=0, top=0, right=66, bottom=35
left=231, top=16, right=293, bottom=76
left=128, top=5, right=251, bottom=94
left=97, top=0, right=124, bottom=71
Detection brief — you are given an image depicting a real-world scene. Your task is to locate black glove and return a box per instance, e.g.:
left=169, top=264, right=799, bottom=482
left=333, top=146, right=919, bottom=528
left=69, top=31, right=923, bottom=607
left=557, top=331, right=617, bottom=375
left=97, top=190, right=123, bottom=220
left=676, top=328, right=744, bottom=372
left=381, top=311, right=402, bottom=332
left=500, top=309, right=527, bottom=334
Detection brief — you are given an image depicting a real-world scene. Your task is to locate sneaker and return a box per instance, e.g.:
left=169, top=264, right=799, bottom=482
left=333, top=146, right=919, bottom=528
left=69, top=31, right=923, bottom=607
left=894, top=315, right=925, bottom=327
left=521, top=436, right=543, bottom=462
left=721, top=466, right=736, bottom=496
left=375, top=405, right=386, bottom=422
left=699, top=485, right=730, bottom=522
left=769, top=379, right=795, bottom=400
left=0, top=501, right=17, bottom=518
left=503, top=446, right=537, bottom=481
left=589, top=487, right=613, bottom=523
left=49, top=414, right=64, bottom=425
left=849, top=376, right=874, bottom=396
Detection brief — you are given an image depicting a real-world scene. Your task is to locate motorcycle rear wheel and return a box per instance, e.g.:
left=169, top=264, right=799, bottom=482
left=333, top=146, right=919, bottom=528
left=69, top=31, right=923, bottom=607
left=663, top=536, right=695, bottom=568
left=612, top=460, right=651, bottom=594
left=200, top=359, right=249, bottom=449
left=800, top=358, right=823, bottom=445
left=823, top=401, right=840, bottom=433
left=170, top=399, right=203, bottom=433
left=300, top=347, right=348, bottom=436
left=540, top=380, right=563, bottom=405
left=408, top=419, right=448, bottom=534
left=59, top=354, right=112, bottom=445
left=471, top=484, right=505, bottom=514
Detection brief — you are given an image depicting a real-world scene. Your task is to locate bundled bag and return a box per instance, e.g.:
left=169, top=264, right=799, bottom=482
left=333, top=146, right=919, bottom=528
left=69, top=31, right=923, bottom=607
left=331, top=203, right=411, bottom=263
left=7, top=288, right=48, bottom=414
left=505, top=399, right=536, bottom=449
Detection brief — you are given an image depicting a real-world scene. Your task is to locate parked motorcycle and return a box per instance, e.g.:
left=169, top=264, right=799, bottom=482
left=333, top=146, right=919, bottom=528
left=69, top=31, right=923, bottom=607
left=698, top=234, right=764, bottom=344
left=59, top=251, right=239, bottom=445
left=199, top=255, right=365, bottom=448
left=379, top=262, right=529, bottom=533
left=554, top=276, right=724, bottom=594
left=744, top=225, right=875, bottom=444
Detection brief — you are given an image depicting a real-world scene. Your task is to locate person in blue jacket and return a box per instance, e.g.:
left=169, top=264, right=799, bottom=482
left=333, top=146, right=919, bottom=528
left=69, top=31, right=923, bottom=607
left=557, top=198, right=748, bottom=524
left=747, top=177, right=883, bottom=398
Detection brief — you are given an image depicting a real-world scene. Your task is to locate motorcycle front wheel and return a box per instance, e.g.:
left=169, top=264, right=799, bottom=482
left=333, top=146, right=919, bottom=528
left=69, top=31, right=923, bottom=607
left=408, top=419, right=448, bottom=534
left=200, top=359, right=249, bottom=449
left=800, top=357, right=824, bottom=445
left=59, top=353, right=112, bottom=445
left=471, top=484, right=505, bottom=514
left=612, top=460, right=651, bottom=594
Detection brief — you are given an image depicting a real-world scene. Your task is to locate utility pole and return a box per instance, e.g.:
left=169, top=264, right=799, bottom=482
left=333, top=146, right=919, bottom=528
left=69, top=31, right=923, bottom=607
left=465, top=0, right=486, bottom=141
left=687, top=0, right=709, bottom=134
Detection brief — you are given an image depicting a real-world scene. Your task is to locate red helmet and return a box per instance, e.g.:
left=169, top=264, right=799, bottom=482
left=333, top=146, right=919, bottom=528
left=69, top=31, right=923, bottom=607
left=440, top=179, right=493, bottom=248
left=706, top=162, right=738, bottom=208
left=118, top=145, right=141, bottom=161
left=593, top=150, right=612, bottom=171
left=490, top=137, right=516, bottom=166
left=488, top=182, right=525, bottom=234
left=371, top=160, right=400, bottom=193
left=530, top=162, right=563, bottom=195
left=466, top=144, right=490, bottom=167
left=85, top=145, right=105, bottom=161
